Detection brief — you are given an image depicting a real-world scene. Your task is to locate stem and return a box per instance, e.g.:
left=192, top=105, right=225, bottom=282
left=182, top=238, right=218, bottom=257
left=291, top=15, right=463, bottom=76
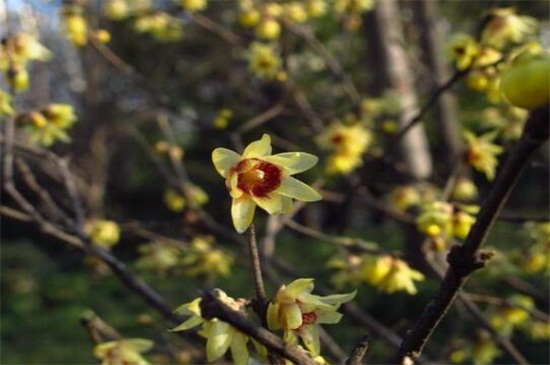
left=248, top=223, right=267, bottom=302
left=393, top=106, right=549, bottom=364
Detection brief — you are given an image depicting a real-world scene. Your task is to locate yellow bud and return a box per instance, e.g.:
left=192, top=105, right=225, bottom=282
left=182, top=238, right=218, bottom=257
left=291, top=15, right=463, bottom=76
left=29, top=112, right=48, bottom=128
left=94, top=29, right=111, bottom=44
left=425, top=224, right=442, bottom=237
left=239, top=9, right=261, bottom=27
left=500, top=50, right=550, bottom=110
left=256, top=19, right=281, bottom=40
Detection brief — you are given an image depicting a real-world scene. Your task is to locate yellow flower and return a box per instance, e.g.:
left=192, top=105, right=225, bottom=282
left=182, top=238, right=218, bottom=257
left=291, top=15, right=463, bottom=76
left=255, top=18, right=282, bottom=40
left=180, top=236, right=233, bottom=278
left=267, top=278, right=356, bottom=356
left=283, top=3, right=308, bottom=23
left=212, top=134, right=321, bottom=233
left=388, top=185, right=421, bottom=212
left=0, top=89, right=14, bottom=117
left=451, top=177, right=478, bottom=201
left=104, top=0, right=129, bottom=20
left=481, top=8, right=538, bottom=49
left=61, top=6, right=88, bottom=47
left=317, top=121, right=372, bottom=175
left=305, top=0, right=327, bottom=18
left=42, top=103, right=77, bottom=128
left=453, top=210, right=477, bottom=240
left=164, top=188, right=186, bottom=212
left=93, top=339, right=153, bottom=365
left=0, top=34, right=52, bottom=68
left=136, top=241, right=183, bottom=273
left=363, top=256, right=425, bottom=295
left=247, top=42, right=283, bottom=80
left=86, top=220, right=121, bottom=248
left=416, top=201, right=454, bottom=238
left=447, top=34, right=480, bottom=71
left=463, top=130, right=503, bottom=180
left=181, top=0, right=207, bottom=12
left=172, top=291, right=251, bottom=365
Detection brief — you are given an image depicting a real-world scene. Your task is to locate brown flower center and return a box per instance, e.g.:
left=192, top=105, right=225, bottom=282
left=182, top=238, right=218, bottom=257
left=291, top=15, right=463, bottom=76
left=302, top=311, right=317, bottom=325
left=233, top=158, right=282, bottom=198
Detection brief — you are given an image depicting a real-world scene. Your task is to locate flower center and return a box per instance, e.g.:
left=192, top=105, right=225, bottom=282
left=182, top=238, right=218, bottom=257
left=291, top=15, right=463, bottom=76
left=234, top=158, right=282, bottom=198
left=302, top=311, right=317, bottom=325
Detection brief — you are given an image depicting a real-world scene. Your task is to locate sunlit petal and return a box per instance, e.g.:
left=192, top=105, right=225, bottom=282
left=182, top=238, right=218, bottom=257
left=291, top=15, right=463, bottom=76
left=242, top=134, right=272, bottom=158
left=212, top=148, right=240, bottom=177
left=231, top=197, right=256, bottom=233
left=252, top=194, right=283, bottom=215
left=284, top=303, right=303, bottom=329
left=267, top=302, right=281, bottom=330
left=263, top=152, right=318, bottom=174
left=170, top=315, right=204, bottom=331
left=300, top=324, right=321, bottom=356
left=277, top=177, right=322, bottom=202
left=317, top=290, right=357, bottom=305
left=285, top=278, right=315, bottom=298
left=230, top=332, right=250, bottom=365
left=173, top=298, right=202, bottom=316
left=206, top=322, right=233, bottom=361
left=316, top=309, right=343, bottom=324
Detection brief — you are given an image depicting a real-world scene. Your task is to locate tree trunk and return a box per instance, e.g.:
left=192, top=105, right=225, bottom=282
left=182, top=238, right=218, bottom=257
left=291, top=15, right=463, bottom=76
left=413, top=0, right=462, bottom=176
left=367, top=0, right=433, bottom=180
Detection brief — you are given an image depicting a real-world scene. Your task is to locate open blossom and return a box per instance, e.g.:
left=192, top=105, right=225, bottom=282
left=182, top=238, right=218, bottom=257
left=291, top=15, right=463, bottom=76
left=267, top=278, right=356, bottom=356
left=172, top=290, right=251, bottom=365
left=463, top=130, right=503, bottom=180
left=212, top=134, right=322, bottom=233
left=481, top=8, right=538, bottom=49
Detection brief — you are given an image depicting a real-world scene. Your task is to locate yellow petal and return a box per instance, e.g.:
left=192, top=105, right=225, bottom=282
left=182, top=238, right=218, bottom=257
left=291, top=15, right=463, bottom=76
left=242, top=134, right=272, bottom=158
left=174, top=297, right=202, bottom=316
left=277, top=177, right=322, bottom=202
left=300, top=324, right=321, bottom=356
left=230, top=331, right=250, bottom=365
left=263, top=152, right=318, bottom=174
left=252, top=194, right=283, bottom=215
left=170, top=315, right=204, bottom=331
left=317, top=290, right=357, bottom=305
left=121, top=339, right=154, bottom=353
left=285, top=278, right=315, bottom=298
left=212, top=148, right=240, bottom=177
left=315, top=309, right=343, bottom=324
left=206, top=321, right=233, bottom=361
left=94, top=341, right=117, bottom=358
left=281, top=196, right=293, bottom=213
left=284, top=303, right=304, bottom=330
left=231, top=197, right=256, bottom=233
left=267, top=302, right=281, bottom=330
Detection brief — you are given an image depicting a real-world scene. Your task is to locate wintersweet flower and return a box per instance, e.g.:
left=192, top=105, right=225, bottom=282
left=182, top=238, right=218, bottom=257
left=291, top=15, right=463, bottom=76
left=481, top=8, right=538, bottom=49
left=463, top=130, right=503, bottom=180
left=363, top=256, right=425, bottom=295
left=212, top=134, right=321, bottom=233
left=172, top=291, right=251, bottom=365
left=93, top=338, right=153, bottom=365
left=447, top=34, right=480, bottom=71
left=267, top=278, right=356, bottom=356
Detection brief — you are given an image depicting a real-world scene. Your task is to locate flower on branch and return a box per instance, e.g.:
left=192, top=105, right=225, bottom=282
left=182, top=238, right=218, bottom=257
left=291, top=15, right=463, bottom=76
left=93, top=338, right=153, bottom=365
left=172, top=290, right=251, bottom=365
left=212, top=134, right=322, bottom=233
left=463, top=130, right=503, bottom=180
left=266, top=278, right=356, bottom=356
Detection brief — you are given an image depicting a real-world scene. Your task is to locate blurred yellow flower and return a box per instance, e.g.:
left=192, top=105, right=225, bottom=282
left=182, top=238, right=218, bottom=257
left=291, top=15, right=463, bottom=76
left=267, top=278, right=355, bottom=356
left=481, top=8, right=538, bottom=49
left=212, top=134, right=321, bottom=233
left=463, top=131, right=503, bottom=180
left=363, top=255, right=425, bottom=295
left=86, top=220, right=121, bottom=248
left=94, top=339, right=153, bottom=365
left=181, top=0, right=207, bottom=12
left=447, top=34, right=480, bottom=71
left=247, top=42, right=283, bottom=80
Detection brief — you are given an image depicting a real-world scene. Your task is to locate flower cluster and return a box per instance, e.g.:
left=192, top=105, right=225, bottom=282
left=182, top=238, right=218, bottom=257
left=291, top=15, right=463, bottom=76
left=267, top=278, right=356, bottom=356
left=330, top=253, right=425, bottom=295
left=134, top=12, right=184, bottom=42
left=416, top=201, right=478, bottom=243
left=172, top=290, right=252, bottom=365
left=212, top=134, right=321, bottom=233
left=0, top=33, right=52, bottom=92
left=16, top=104, right=78, bottom=146
left=137, top=236, right=233, bottom=279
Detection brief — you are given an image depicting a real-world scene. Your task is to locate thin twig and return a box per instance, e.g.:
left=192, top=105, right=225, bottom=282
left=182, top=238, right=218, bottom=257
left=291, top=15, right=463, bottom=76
left=248, top=223, right=267, bottom=303
left=346, top=334, right=370, bottom=365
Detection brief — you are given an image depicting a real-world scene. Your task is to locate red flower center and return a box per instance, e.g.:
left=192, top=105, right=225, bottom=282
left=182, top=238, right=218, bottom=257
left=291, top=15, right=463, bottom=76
left=302, top=311, right=317, bottom=325
left=233, top=158, right=282, bottom=198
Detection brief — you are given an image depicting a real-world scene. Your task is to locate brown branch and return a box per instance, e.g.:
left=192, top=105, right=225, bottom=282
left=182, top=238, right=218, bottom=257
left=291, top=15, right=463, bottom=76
left=346, top=334, right=370, bottom=365
left=393, top=106, right=549, bottom=364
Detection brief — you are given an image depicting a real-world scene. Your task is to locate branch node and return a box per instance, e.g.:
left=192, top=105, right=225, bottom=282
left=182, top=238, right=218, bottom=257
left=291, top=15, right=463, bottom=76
left=446, top=245, right=493, bottom=276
